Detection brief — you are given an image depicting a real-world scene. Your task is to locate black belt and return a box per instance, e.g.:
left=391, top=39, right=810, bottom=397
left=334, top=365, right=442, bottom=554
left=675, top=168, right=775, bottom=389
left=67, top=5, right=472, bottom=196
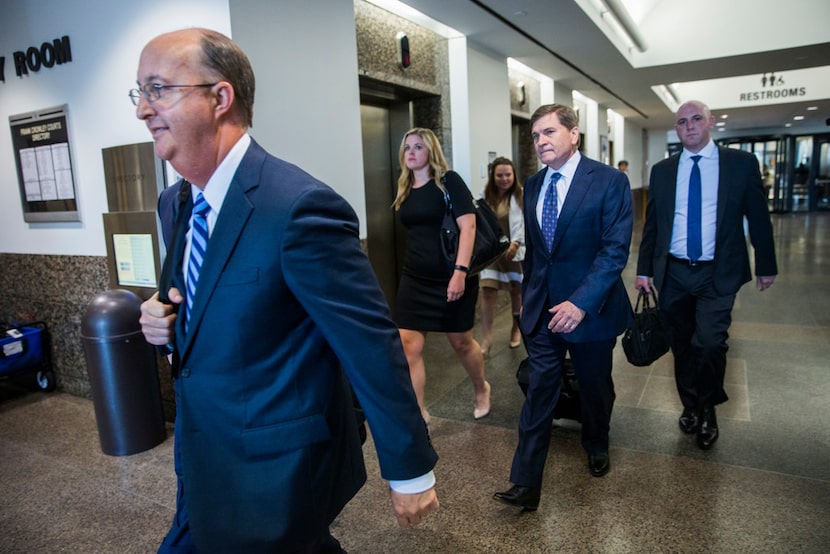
left=669, top=255, right=713, bottom=267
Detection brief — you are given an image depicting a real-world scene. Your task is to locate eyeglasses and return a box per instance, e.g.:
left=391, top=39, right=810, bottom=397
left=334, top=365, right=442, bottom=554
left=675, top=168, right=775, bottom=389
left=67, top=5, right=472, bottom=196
left=129, top=83, right=217, bottom=106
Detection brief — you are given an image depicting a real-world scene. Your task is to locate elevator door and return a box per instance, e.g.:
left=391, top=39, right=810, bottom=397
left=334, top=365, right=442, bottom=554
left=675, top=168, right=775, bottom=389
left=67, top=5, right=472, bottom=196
left=511, top=116, right=537, bottom=183
left=360, top=103, right=405, bottom=312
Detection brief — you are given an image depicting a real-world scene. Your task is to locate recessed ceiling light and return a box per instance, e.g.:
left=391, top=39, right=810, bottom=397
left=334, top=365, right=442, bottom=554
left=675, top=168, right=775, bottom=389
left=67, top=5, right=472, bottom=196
left=806, top=106, right=818, bottom=111
left=785, top=123, right=792, bottom=127
left=720, top=114, right=728, bottom=119
left=716, top=122, right=726, bottom=126
left=793, top=115, right=805, bottom=120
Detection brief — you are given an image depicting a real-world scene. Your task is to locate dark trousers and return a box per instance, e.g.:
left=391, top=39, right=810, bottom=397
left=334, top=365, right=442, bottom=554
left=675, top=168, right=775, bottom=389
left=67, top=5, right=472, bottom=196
left=509, top=324, right=616, bottom=489
left=660, top=258, right=734, bottom=410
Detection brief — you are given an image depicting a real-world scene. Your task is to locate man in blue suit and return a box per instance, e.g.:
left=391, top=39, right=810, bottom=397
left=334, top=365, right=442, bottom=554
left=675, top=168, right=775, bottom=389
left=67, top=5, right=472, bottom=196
left=636, top=100, right=777, bottom=450
left=135, top=28, right=438, bottom=552
left=495, top=104, right=633, bottom=511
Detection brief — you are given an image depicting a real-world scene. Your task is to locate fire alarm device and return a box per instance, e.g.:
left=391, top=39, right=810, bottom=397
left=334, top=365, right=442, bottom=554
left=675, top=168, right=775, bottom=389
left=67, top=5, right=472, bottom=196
left=396, top=32, right=410, bottom=69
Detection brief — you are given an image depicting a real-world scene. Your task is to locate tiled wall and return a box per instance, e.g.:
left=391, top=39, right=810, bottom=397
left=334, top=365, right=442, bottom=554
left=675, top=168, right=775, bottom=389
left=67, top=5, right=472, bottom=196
left=355, top=0, right=452, bottom=159
left=0, top=253, right=176, bottom=421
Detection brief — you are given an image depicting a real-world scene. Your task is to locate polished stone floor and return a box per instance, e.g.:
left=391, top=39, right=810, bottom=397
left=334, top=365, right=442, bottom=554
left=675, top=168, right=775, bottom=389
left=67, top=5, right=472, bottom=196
left=1, top=212, right=829, bottom=553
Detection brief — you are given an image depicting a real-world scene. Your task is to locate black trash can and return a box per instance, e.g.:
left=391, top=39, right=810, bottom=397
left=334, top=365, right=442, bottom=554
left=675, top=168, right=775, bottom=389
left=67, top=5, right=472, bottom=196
left=81, top=289, right=166, bottom=456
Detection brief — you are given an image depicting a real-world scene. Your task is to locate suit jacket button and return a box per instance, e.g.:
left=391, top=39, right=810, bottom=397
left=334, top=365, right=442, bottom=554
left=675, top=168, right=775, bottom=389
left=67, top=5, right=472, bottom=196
left=180, top=368, right=191, bottom=377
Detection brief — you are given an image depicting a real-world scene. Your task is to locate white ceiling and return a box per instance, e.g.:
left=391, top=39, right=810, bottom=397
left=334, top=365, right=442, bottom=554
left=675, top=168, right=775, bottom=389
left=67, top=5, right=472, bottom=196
left=396, top=0, right=830, bottom=135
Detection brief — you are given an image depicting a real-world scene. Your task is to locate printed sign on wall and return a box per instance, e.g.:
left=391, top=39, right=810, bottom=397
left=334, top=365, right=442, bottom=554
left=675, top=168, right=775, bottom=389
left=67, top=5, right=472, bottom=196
left=9, top=105, right=79, bottom=222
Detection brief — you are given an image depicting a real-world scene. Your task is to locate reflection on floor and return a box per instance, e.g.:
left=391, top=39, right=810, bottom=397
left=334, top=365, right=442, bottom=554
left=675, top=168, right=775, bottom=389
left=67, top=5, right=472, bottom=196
left=2, top=213, right=829, bottom=553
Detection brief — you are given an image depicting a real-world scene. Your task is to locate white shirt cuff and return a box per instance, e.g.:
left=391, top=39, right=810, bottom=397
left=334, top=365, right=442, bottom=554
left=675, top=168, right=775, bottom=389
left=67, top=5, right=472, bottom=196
left=389, top=470, right=435, bottom=494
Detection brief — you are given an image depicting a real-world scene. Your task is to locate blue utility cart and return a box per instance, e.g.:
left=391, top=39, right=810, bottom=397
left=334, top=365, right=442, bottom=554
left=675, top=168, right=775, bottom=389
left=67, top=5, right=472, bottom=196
left=1, top=321, right=56, bottom=392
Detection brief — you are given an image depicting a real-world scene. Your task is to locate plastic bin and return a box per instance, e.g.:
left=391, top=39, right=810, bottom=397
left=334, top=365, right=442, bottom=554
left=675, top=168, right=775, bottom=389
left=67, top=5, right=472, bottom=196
left=0, top=322, right=56, bottom=391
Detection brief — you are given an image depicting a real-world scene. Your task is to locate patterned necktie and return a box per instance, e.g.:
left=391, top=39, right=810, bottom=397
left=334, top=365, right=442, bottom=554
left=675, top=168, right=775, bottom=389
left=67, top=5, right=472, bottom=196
left=541, top=172, right=562, bottom=250
left=186, top=192, right=211, bottom=331
left=687, top=155, right=702, bottom=262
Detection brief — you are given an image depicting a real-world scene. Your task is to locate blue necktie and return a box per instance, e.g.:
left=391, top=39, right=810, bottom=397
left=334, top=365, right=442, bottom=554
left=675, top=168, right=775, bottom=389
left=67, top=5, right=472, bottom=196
left=687, top=155, right=702, bottom=262
left=541, top=172, right=562, bottom=250
left=186, top=192, right=211, bottom=331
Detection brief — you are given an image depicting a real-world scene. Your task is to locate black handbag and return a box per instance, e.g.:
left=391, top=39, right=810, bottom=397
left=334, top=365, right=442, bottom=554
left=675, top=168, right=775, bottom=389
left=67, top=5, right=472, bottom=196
left=439, top=177, right=509, bottom=276
left=622, top=289, right=671, bottom=367
left=516, top=356, right=581, bottom=422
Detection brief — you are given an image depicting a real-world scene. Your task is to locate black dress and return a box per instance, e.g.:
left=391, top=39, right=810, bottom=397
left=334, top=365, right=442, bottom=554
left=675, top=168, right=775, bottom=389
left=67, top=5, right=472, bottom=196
left=395, top=171, right=478, bottom=332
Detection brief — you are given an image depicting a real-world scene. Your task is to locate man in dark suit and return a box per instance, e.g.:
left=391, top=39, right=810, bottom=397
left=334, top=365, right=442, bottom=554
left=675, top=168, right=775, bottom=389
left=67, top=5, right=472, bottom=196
left=636, top=100, right=777, bottom=450
left=494, top=104, right=633, bottom=511
left=135, top=28, right=438, bottom=552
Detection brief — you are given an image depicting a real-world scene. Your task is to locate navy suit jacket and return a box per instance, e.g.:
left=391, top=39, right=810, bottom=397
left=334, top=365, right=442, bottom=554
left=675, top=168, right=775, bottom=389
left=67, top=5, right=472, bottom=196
left=521, top=156, right=633, bottom=341
left=637, top=146, right=777, bottom=295
left=158, top=139, right=437, bottom=551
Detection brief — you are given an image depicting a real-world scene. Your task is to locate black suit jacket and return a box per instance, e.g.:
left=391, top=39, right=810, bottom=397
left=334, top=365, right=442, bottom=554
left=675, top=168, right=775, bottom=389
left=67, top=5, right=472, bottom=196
left=157, top=139, right=437, bottom=551
left=637, top=146, right=777, bottom=294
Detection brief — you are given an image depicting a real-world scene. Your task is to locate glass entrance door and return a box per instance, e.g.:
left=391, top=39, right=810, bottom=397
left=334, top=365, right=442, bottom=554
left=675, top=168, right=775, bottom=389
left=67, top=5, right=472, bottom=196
left=792, top=136, right=813, bottom=212
left=771, top=138, right=790, bottom=213
left=814, top=136, right=830, bottom=211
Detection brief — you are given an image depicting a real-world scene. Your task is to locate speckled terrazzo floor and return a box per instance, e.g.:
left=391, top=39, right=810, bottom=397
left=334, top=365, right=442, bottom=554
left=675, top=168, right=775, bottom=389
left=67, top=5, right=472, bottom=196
left=1, top=212, right=829, bottom=553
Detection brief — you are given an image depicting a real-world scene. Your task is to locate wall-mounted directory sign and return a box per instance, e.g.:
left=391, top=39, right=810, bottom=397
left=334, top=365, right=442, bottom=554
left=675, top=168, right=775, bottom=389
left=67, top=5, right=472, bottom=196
left=9, top=104, right=79, bottom=222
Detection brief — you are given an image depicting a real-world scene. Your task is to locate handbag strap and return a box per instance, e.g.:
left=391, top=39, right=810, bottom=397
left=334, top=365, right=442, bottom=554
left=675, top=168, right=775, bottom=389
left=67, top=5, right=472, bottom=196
left=437, top=175, right=453, bottom=216
left=635, top=288, right=659, bottom=313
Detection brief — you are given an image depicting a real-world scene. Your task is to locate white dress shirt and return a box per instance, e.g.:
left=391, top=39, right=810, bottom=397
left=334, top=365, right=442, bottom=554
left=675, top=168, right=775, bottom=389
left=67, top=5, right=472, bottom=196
left=535, top=151, right=582, bottom=227
left=670, top=140, right=719, bottom=261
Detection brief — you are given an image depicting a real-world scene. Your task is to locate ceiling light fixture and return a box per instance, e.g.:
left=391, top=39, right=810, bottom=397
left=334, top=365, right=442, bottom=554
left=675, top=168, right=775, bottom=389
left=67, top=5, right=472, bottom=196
left=595, top=0, right=648, bottom=53
left=666, top=84, right=681, bottom=104
left=793, top=115, right=805, bottom=120
left=806, top=106, right=818, bottom=111
left=652, top=84, right=679, bottom=111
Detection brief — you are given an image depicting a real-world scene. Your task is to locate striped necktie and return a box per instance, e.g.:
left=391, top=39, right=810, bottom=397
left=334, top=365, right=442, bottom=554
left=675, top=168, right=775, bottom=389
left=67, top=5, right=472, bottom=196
left=687, top=155, right=702, bottom=262
left=541, top=172, right=562, bottom=250
left=186, top=192, right=210, bottom=331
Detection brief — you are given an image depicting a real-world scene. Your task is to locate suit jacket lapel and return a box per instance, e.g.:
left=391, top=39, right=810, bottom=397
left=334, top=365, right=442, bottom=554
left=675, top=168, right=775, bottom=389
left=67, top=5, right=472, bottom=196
left=159, top=181, right=192, bottom=304
left=550, top=159, right=590, bottom=255
left=180, top=144, right=260, bottom=354
left=663, top=156, right=680, bottom=243
left=526, top=168, right=546, bottom=253
left=715, top=147, right=731, bottom=232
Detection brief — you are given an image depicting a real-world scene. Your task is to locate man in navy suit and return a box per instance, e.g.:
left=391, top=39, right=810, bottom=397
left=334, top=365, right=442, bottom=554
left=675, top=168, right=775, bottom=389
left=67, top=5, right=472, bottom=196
left=636, top=100, right=777, bottom=450
left=135, top=28, right=438, bottom=552
left=495, top=104, right=633, bottom=511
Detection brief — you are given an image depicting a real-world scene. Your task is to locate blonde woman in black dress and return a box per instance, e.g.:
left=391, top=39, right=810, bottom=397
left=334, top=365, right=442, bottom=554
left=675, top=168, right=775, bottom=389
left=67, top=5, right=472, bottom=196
left=479, top=157, right=525, bottom=355
left=393, top=128, right=491, bottom=423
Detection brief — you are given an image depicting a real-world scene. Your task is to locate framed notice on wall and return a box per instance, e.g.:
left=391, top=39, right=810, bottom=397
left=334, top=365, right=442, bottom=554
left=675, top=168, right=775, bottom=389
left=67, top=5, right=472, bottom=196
left=9, top=105, right=80, bottom=223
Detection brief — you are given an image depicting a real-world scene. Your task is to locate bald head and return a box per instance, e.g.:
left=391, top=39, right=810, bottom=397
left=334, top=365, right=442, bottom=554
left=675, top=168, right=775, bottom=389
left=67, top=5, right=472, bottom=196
left=674, top=100, right=715, bottom=153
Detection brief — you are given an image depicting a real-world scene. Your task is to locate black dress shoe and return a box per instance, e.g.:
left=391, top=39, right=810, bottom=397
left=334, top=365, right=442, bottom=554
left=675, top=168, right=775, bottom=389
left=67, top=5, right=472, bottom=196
left=493, top=485, right=540, bottom=511
left=678, top=408, right=699, bottom=434
left=697, top=406, right=719, bottom=450
left=588, top=452, right=610, bottom=477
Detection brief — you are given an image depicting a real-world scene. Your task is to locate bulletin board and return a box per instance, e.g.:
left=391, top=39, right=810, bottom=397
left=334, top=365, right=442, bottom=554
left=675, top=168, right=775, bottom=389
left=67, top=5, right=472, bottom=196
left=9, top=105, right=80, bottom=222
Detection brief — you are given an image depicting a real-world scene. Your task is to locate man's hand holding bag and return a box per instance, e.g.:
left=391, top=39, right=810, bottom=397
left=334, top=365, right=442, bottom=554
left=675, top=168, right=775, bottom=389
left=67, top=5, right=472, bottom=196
left=622, top=289, right=670, bottom=367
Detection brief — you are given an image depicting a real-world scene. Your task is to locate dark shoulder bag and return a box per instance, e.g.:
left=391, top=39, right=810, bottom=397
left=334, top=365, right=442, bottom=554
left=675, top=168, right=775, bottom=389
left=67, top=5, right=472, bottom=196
left=438, top=176, right=509, bottom=276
